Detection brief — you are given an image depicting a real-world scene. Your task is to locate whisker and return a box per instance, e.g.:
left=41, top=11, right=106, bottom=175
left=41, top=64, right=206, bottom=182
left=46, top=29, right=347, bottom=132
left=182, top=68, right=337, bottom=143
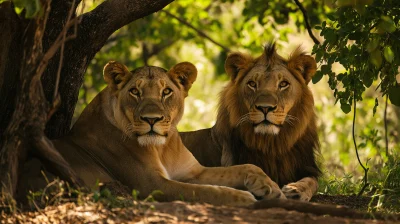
left=235, top=113, right=250, bottom=127
left=285, top=119, right=294, bottom=127
left=286, top=114, right=300, bottom=123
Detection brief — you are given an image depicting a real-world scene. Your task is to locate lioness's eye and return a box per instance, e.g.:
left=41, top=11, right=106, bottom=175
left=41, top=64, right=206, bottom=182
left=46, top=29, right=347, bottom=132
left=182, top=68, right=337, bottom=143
left=129, top=88, right=140, bottom=96
left=247, top=81, right=257, bottom=88
left=279, top=81, right=289, bottom=88
left=163, top=88, right=173, bottom=96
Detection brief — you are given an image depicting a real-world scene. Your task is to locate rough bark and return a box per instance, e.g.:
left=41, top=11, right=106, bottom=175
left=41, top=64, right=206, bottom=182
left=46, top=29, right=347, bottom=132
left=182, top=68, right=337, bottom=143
left=0, top=0, right=173, bottom=199
left=43, top=0, right=174, bottom=139
left=0, top=2, right=23, bottom=139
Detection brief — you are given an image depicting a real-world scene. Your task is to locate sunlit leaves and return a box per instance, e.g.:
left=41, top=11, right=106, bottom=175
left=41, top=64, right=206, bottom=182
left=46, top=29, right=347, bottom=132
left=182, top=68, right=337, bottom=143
left=383, top=46, right=394, bottom=63
left=377, top=16, right=396, bottom=33
left=13, top=0, right=42, bottom=18
left=313, top=0, right=400, bottom=109
left=370, top=49, right=382, bottom=68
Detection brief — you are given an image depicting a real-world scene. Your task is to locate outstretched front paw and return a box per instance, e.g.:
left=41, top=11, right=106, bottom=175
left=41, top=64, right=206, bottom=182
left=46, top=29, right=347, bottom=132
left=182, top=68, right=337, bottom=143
left=282, top=184, right=311, bottom=201
left=244, top=165, right=286, bottom=200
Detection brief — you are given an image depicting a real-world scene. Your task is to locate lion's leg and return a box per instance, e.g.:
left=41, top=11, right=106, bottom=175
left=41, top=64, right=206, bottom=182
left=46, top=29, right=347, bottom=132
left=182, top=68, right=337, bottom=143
left=180, top=164, right=285, bottom=200
left=154, top=178, right=256, bottom=206
left=281, top=177, right=318, bottom=201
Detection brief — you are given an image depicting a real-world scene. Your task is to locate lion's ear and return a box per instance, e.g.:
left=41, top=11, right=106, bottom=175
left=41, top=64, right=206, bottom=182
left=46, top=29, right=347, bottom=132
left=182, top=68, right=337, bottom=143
left=225, top=52, right=253, bottom=81
left=288, top=55, right=317, bottom=84
left=103, top=61, right=133, bottom=90
left=168, top=62, right=197, bottom=96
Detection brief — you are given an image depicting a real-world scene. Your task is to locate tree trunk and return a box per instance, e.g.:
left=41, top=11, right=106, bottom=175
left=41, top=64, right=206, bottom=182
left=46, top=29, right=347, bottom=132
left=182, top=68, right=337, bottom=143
left=43, top=0, right=174, bottom=139
left=0, top=0, right=173, bottom=200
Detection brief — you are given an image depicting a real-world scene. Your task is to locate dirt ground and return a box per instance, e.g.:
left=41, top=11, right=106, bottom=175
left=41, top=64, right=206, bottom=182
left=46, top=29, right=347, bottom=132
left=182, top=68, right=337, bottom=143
left=2, top=182, right=399, bottom=223
left=2, top=195, right=399, bottom=223
left=311, top=194, right=373, bottom=210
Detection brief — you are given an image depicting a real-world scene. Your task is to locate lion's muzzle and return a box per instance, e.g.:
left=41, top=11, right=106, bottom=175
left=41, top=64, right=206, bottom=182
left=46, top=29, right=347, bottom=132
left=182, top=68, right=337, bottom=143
left=136, top=112, right=169, bottom=146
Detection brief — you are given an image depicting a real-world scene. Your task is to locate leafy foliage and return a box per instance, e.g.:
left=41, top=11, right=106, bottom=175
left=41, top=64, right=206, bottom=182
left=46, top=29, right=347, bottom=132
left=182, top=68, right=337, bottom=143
left=313, top=0, right=400, bottom=113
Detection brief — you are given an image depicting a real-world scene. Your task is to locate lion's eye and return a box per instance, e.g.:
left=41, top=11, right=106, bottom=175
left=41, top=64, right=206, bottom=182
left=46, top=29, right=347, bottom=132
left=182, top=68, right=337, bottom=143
left=129, top=88, right=140, bottom=96
left=279, top=81, right=289, bottom=89
left=163, top=88, right=173, bottom=96
left=247, top=81, right=257, bottom=88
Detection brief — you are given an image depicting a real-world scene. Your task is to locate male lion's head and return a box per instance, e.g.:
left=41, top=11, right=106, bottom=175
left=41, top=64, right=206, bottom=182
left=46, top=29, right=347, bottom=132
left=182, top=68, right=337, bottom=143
left=103, top=61, right=197, bottom=146
left=220, top=43, right=317, bottom=136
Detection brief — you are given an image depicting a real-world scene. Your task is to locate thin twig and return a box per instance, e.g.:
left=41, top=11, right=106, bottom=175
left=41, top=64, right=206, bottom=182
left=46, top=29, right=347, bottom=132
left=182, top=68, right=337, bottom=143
left=161, top=10, right=230, bottom=52
left=293, top=0, right=320, bottom=45
left=35, top=18, right=79, bottom=82
left=352, top=80, right=369, bottom=196
left=384, top=94, right=389, bottom=157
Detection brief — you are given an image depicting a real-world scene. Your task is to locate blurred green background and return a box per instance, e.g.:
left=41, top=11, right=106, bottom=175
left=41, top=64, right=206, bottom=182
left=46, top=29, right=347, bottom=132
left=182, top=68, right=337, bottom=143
left=74, top=0, right=400, bottom=209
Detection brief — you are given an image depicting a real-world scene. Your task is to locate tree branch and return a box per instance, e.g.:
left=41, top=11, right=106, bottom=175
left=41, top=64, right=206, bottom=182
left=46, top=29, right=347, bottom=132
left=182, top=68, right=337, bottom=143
left=293, top=0, right=320, bottom=45
left=161, top=10, right=230, bottom=52
left=352, top=78, right=369, bottom=196
left=43, top=0, right=175, bottom=139
left=78, top=0, right=174, bottom=51
left=384, top=94, right=389, bottom=157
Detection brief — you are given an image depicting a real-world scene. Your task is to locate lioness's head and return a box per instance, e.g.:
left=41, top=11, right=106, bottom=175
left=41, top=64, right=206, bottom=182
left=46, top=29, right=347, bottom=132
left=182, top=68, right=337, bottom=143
left=221, top=43, right=317, bottom=135
left=103, top=61, right=197, bottom=146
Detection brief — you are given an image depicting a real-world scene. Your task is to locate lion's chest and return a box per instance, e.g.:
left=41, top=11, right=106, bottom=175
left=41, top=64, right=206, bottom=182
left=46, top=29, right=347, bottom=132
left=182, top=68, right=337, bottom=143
left=157, top=145, right=197, bottom=181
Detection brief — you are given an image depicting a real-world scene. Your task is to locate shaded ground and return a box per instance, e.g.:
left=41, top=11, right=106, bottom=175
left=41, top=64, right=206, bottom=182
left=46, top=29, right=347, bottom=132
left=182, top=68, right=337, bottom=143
left=2, top=201, right=398, bottom=224
left=311, top=194, right=374, bottom=211
left=2, top=182, right=399, bottom=223
left=2, top=195, right=400, bottom=223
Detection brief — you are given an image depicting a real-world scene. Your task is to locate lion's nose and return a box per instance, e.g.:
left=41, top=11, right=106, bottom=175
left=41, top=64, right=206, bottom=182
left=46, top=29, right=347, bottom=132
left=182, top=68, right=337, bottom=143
left=255, top=105, right=277, bottom=114
left=140, top=115, right=164, bottom=125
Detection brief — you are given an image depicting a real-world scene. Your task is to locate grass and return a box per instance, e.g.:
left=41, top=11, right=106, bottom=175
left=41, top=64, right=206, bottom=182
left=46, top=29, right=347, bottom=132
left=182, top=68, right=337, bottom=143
left=317, top=158, right=400, bottom=214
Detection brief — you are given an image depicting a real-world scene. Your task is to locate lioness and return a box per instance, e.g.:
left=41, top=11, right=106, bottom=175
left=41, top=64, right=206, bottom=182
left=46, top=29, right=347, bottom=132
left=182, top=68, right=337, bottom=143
left=181, top=44, right=321, bottom=201
left=54, top=61, right=284, bottom=206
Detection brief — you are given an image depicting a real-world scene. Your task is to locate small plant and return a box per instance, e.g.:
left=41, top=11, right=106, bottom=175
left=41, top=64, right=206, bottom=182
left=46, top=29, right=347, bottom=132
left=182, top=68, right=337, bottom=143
left=318, top=172, right=358, bottom=195
left=368, top=157, right=400, bottom=212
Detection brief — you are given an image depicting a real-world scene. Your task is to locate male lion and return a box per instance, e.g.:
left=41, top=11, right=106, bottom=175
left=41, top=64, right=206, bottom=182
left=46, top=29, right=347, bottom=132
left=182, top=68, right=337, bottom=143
left=181, top=44, right=321, bottom=201
left=53, top=61, right=285, bottom=206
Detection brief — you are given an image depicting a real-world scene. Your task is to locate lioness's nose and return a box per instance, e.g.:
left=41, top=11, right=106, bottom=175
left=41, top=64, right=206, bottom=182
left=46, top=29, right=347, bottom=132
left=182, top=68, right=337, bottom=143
left=140, top=115, right=164, bottom=125
left=255, top=104, right=277, bottom=114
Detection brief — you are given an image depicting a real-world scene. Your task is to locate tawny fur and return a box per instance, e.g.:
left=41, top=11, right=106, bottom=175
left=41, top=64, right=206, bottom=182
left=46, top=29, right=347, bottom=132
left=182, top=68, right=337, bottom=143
left=181, top=43, right=321, bottom=201
left=50, top=61, right=286, bottom=206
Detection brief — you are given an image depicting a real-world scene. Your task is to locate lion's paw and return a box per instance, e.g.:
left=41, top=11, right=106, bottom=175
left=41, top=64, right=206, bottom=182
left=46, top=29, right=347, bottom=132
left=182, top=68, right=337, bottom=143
left=228, top=190, right=257, bottom=207
left=244, top=169, right=286, bottom=200
left=282, top=184, right=311, bottom=201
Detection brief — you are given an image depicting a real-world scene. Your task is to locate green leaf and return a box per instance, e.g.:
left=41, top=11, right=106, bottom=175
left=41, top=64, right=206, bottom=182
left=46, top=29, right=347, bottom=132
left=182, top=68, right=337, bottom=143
left=373, top=98, right=378, bottom=115
left=340, top=103, right=351, bottom=114
left=13, top=0, right=41, bottom=18
left=324, top=29, right=337, bottom=44
left=377, top=16, right=396, bottom=33
left=362, top=71, right=374, bottom=87
left=315, top=50, right=324, bottom=62
left=370, top=49, right=382, bottom=68
left=326, top=14, right=335, bottom=21
left=321, top=64, right=331, bottom=75
left=358, top=142, right=367, bottom=148
left=388, top=86, right=400, bottom=106
left=383, top=46, right=394, bottom=63
left=337, top=73, right=345, bottom=81
left=312, top=71, right=323, bottom=84
left=366, top=38, right=379, bottom=52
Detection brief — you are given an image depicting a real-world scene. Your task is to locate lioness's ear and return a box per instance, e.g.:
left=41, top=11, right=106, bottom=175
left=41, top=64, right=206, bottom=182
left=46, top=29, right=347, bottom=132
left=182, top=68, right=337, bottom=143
left=103, top=61, right=133, bottom=90
left=225, top=52, right=253, bottom=81
left=168, top=62, right=197, bottom=96
left=288, top=54, right=317, bottom=85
